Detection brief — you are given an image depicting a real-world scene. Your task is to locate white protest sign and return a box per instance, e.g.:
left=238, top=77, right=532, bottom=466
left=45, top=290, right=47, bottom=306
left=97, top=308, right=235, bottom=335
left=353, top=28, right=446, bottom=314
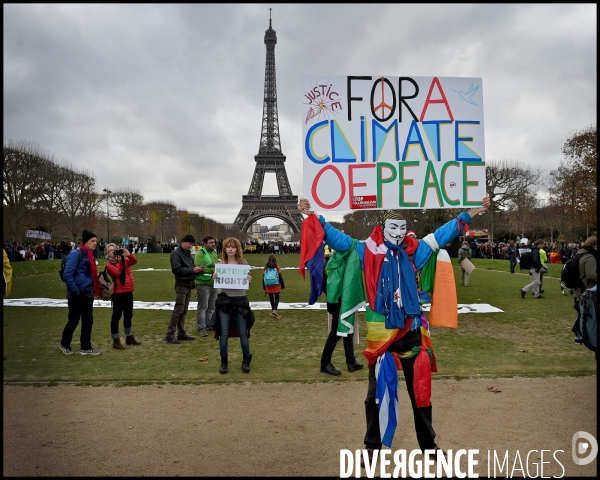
left=214, top=263, right=251, bottom=290
left=302, top=75, right=486, bottom=211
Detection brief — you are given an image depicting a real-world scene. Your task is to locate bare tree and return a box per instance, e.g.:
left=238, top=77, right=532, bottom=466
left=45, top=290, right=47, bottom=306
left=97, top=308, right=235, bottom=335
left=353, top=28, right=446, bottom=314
left=110, top=188, right=145, bottom=239
left=485, top=159, right=544, bottom=242
left=55, top=164, right=103, bottom=241
left=36, top=157, right=70, bottom=236
left=3, top=139, right=49, bottom=240
left=145, top=200, right=177, bottom=242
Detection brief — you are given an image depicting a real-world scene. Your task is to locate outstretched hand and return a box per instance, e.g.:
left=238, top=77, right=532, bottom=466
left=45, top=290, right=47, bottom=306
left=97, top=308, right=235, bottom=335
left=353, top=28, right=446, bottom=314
left=467, top=195, right=491, bottom=218
left=298, top=198, right=313, bottom=217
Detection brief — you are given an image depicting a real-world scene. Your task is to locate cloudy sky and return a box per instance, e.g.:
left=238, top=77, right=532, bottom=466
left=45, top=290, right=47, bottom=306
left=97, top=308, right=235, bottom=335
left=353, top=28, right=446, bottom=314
left=3, top=3, right=596, bottom=227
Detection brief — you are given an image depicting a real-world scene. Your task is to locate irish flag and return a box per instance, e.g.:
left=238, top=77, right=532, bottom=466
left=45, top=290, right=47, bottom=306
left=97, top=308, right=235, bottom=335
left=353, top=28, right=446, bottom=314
left=428, top=249, right=458, bottom=329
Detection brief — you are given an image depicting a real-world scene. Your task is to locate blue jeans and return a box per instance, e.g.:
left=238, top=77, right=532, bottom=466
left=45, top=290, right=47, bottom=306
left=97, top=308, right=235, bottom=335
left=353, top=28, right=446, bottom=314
left=218, top=308, right=250, bottom=358
left=509, top=257, right=517, bottom=273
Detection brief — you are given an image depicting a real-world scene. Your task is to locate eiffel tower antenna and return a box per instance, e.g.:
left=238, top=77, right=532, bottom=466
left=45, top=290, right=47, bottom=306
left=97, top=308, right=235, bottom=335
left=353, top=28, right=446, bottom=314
left=232, top=13, right=304, bottom=234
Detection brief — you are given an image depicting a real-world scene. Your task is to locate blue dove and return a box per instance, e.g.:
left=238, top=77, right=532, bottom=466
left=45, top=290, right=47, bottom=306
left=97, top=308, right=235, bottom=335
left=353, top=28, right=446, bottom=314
left=452, top=83, right=479, bottom=106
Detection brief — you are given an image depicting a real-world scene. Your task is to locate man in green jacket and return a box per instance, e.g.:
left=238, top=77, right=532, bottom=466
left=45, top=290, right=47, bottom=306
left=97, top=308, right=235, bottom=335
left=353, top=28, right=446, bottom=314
left=195, top=235, right=220, bottom=337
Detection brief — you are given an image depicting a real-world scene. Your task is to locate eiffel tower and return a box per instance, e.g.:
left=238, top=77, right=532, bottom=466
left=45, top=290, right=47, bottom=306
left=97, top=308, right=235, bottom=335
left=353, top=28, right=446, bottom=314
left=232, top=13, right=304, bottom=234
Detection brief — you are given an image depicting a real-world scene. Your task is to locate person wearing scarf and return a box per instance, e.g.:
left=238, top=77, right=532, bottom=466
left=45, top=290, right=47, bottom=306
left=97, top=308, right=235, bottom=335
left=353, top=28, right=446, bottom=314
left=60, top=229, right=102, bottom=356
left=298, top=196, right=490, bottom=460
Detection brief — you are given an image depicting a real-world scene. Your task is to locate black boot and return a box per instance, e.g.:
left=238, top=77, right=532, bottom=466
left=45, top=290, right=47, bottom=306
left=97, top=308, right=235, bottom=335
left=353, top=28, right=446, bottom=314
left=219, top=356, right=228, bottom=374
left=241, top=354, right=252, bottom=373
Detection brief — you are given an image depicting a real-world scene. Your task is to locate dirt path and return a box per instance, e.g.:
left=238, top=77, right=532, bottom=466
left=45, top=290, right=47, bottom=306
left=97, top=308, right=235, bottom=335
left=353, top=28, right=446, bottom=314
left=3, top=376, right=597, bottom=477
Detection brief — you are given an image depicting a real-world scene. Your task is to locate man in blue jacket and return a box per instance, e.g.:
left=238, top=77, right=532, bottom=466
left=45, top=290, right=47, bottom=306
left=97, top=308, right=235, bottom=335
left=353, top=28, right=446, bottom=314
left=59, top=229, right=102, bottom=355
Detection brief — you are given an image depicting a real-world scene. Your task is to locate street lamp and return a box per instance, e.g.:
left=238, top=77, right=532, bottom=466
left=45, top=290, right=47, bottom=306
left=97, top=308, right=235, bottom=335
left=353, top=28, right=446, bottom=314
left=103, top=188, right=111, bottom=242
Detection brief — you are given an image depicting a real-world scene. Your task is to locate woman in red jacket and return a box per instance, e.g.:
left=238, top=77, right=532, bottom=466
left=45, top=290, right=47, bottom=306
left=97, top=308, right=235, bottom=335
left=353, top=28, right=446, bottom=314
left=105, top=244, right=141, bottom=349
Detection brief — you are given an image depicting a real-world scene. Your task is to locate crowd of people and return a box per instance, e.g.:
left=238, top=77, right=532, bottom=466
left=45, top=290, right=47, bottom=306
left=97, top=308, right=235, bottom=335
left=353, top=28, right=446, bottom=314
left=467, top=239, right=588, bottom=264
left=244, top=241, right=300, bottom=254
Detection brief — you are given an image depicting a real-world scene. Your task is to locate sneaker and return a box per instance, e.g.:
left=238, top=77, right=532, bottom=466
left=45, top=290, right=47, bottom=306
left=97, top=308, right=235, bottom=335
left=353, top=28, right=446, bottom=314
left=165, top=335, right=181, bottom=344
left=80, top=348, right=101, bottom=356
left=59, top=343, right=73, bottom=355
left=199, top=329, right=208, bottom=337
left=534, top=295, right=545, bottom=299
left=268, top=312, right=276, bottom=317
left=274, top=313, right=282, bottom=320
left=177, top=333, right=196, bottom=341
left=575, top=334, right=584, bottom=345
left=520, top=289, right=526, bottom=299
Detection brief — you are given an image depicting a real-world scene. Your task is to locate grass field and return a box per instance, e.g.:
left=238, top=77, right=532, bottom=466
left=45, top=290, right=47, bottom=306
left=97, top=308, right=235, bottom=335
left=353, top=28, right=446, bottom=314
left=3, top=253, right=595, bottom=385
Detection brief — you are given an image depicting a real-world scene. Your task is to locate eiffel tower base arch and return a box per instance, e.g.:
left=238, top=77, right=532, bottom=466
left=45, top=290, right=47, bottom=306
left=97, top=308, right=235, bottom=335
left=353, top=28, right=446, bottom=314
left=233, top=195, right=304, bottom=234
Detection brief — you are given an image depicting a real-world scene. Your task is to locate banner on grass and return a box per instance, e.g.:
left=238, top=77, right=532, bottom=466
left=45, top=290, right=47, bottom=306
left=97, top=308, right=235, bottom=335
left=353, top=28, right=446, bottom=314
left=301, top=75, right=486, bottom=211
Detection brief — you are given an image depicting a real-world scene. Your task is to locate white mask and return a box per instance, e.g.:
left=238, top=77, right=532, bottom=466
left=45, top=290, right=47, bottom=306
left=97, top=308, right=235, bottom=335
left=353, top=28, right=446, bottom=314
left=383, top=219, right=407, bottom=246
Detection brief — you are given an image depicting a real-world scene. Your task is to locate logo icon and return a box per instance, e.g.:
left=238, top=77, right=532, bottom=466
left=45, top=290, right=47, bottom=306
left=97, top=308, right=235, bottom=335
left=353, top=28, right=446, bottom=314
left=572, top=431, right=598, bottom=466
left=303, top=81, right=342, bottom=124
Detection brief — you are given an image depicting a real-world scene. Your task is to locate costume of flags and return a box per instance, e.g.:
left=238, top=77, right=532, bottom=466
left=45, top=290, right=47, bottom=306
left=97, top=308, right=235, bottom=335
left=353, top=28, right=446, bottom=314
left=375, top=351, right=399, bottom=448
left=299, top=214, right=325, bottom=305
left=428, top=249, right=458, bottom=329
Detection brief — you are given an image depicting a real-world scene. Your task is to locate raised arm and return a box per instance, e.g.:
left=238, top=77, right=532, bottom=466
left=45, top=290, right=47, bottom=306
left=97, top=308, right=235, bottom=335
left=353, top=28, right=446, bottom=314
left=298, top=198, right=355, bottom=252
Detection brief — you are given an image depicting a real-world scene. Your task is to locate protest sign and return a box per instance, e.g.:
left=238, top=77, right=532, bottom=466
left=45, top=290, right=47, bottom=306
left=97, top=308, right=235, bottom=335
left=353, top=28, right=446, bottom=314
left=214, top=263, right=251, bottom=290
left=301, top=75, right=486, bottom=211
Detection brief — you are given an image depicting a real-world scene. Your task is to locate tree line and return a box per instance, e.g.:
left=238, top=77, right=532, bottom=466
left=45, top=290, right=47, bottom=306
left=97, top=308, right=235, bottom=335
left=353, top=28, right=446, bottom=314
left=3, top=125, right=596, bottom=245
left=2, top=139, right=247, bottom=244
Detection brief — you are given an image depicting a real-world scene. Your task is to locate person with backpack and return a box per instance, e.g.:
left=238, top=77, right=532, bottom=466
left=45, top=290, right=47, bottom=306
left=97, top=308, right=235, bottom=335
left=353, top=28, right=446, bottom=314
left=570, top=236, right=597, bottom=345
left=105, top=243, right=141, bottom=349
left=194, top=235, right=220, bottom=337
left=262, top=254, right=285, bottom=319
left=520, top=239, right=546, bottom=299
left=59, top=229, right=102, bottom=356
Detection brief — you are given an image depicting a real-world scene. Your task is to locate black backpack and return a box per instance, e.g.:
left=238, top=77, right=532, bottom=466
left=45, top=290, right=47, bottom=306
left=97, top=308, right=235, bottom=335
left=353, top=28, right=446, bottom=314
left=561, top=254, right=588, bottom=290
left=519, top=251, right=533, bottom=270
left=59, top=248, right=83, bottom=282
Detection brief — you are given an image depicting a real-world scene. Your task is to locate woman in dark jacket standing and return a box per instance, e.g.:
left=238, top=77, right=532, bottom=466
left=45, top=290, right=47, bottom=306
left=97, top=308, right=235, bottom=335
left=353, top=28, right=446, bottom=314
left=105, top=244, right=141, bottom=349
left=59, top=230, right=101, bottom=355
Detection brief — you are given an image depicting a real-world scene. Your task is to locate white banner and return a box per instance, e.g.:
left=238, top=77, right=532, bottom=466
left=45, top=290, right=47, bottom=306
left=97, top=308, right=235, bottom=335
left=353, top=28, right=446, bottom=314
left=213, top=263, right=251, bottom=290
left=3, top=298, right=503, bottom=313
left=302, top=75, right=486, bottom=211
left=25, top=229, right=52, bottom=240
